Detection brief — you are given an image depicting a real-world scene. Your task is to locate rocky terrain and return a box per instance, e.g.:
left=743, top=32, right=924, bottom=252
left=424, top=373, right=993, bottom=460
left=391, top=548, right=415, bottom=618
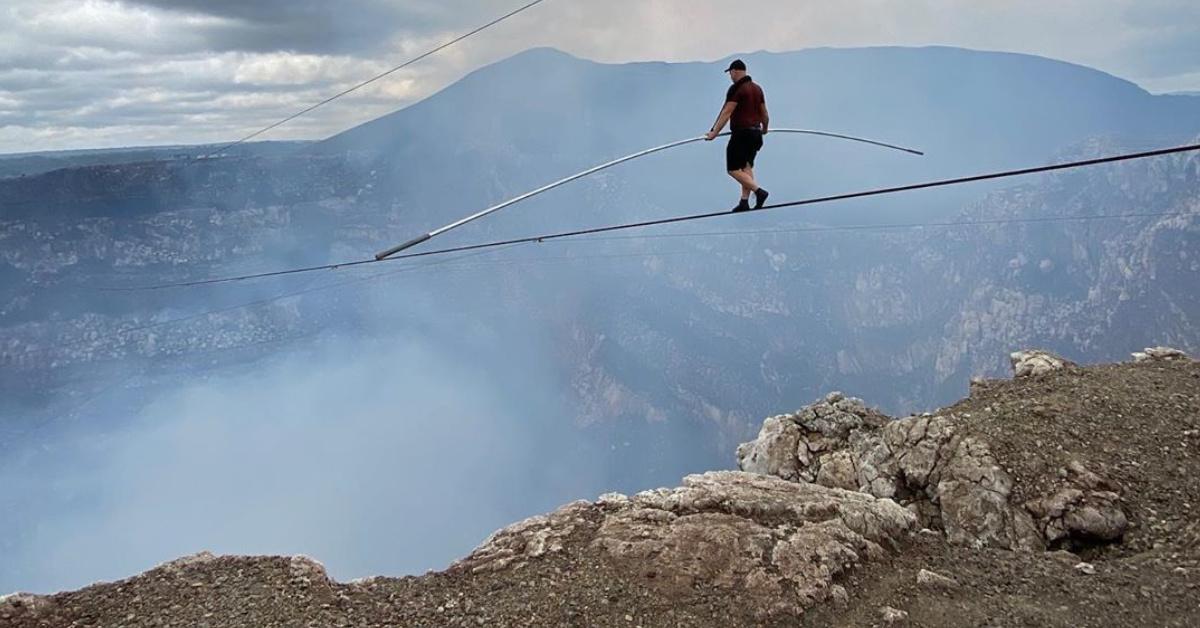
left=3, top=347, right=1196, bottom=627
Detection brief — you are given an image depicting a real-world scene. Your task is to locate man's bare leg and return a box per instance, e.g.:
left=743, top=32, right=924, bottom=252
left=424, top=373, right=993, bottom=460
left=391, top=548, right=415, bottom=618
left=729, top=168, right=758, bottom=199
left=730, top=165, right=770, bottom=209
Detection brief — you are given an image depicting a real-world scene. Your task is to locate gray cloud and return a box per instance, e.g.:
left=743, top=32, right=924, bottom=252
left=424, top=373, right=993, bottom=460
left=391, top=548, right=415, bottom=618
left=120, top=0, right=508, bottom=55
left=1116, top=26, right=1200, bottom=79
left=127, top=0, right=518, bottom=30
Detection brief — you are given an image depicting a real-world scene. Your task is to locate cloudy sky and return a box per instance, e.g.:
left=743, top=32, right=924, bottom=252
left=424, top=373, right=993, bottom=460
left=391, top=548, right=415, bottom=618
left=2, top=0, right=1198, bottom=153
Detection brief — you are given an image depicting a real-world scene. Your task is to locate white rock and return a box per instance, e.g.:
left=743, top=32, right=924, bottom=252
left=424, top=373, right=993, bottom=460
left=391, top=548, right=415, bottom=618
left=159, top=551, right=219, bottom=574
left=1133, top=347, right=1189, bottom=362
left=916, top=568, right=959, bottom=589
left=0, top=592, right=49, bottom=613
left=879, top=606, right=909, bottom=625
left=288, top=556, right=329, bottom=582
left=598, top=492, right=630, bottom=507
left=1010, top=350, right=1074, bottom=378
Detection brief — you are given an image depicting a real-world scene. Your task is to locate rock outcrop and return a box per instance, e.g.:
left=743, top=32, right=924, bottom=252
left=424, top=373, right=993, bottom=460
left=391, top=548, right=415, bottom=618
left=1131, top=346, right=1190, bottom=362
left=736, top=349, right=1136, bottom=551
left=737, top=393, right=1044, bottom=550
left=456, top=471, right=916, bottom=619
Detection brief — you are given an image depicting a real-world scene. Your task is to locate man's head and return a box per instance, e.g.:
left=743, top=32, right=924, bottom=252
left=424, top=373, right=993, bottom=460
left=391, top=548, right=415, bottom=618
left=724, top=59, right=747, bottom=82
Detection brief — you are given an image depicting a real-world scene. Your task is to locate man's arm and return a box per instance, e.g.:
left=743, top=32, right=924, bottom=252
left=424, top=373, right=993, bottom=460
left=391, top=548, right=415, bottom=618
left=760, top=101, right=770, bottom=135
left=705, top=102, right=737, bottom=141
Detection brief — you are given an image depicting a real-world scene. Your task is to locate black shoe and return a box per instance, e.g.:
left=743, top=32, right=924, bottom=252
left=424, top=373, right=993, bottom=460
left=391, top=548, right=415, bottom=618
left=754, top=188, right=769, bottom=209
left=732, top=199, right=751, bottom=213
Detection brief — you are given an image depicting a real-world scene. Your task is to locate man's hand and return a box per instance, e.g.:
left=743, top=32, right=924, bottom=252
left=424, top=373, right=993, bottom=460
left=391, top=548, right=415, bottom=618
left=761, top=128, right=769, bottom=136
left=704, top=130, right=718, bottom=141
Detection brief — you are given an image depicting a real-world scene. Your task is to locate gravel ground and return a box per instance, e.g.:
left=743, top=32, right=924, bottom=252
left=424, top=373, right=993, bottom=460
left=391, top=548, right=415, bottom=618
left=955, top=359, right=1200, bottom=557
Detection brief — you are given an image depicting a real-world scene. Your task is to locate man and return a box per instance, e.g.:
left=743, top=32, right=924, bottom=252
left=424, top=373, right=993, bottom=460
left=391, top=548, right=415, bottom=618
left=706, top=59, right=769, bottom=213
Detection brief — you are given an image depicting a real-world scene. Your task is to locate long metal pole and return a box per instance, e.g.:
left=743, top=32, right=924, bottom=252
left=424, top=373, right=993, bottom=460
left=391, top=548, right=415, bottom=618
left=375, top=128, right=924, bottom=260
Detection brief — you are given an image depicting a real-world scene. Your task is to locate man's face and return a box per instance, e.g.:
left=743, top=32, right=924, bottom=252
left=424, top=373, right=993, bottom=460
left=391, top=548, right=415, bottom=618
left=728, top=69, right=746, bottom=83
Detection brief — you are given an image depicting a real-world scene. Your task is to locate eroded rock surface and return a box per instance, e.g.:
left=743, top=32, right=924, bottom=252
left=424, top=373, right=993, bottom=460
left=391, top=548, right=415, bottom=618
left=456, top=471, right=916, bottom=618
left=736, top=384, right=1128, bottom=551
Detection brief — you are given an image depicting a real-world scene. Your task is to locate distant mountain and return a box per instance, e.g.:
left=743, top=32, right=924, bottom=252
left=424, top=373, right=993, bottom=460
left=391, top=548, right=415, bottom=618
left=319, top=46, right=1200, bottom=229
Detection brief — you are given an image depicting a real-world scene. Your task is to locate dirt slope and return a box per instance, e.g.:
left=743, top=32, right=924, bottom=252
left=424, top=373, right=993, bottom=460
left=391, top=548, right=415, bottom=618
left=809, top=357, right=1200, bottom=626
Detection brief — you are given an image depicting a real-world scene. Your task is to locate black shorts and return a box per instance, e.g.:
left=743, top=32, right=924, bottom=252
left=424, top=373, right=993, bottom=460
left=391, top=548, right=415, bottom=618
left=726, top=129, right=763, bottom=171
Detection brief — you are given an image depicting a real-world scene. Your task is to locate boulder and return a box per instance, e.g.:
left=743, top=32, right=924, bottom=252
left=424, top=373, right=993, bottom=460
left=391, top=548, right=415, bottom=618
left=1010, top=350, right=1075, bottom=378
left=880, top=606, right=910, bottom=625
left=916, top=568, right=959, bottom=590
left=735, top=414, right=806, bottom=481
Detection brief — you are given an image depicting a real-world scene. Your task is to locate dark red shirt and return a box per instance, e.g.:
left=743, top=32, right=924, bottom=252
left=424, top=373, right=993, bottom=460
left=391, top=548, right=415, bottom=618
left=725, top=76, right=766, bottom=130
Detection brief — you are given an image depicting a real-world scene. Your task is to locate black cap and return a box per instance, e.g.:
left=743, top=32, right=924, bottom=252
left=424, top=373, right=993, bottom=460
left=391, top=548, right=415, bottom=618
left=724, top=59, right=746, bottom=73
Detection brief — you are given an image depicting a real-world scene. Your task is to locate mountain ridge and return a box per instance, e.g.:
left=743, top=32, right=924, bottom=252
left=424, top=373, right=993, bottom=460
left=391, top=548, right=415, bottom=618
left=321, top=44, right=1159, bottom=149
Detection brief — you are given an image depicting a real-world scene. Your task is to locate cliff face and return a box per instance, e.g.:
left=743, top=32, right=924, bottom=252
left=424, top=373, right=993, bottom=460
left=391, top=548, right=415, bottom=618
left=917, top=143, right=1200, bottom=383
left=4, top=350, right=1196, bottom=627
left=539, top=141, right=1200, bottom=440
left=4, top=142, right=1197, bottom=444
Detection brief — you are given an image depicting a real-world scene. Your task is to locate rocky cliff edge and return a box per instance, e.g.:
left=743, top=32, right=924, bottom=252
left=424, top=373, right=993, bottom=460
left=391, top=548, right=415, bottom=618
left=3, top=348, right=1198, bottom=627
